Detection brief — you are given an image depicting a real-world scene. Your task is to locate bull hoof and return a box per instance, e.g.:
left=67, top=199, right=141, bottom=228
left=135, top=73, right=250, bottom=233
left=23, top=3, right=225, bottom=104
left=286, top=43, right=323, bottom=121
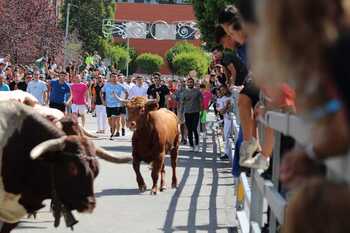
left=139, top=185, right=147, bottom=192
left=160, top=186, right=167, bottom=192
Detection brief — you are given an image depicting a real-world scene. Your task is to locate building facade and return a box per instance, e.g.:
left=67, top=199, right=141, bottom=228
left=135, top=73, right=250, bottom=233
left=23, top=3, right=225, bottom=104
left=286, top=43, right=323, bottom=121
left=114, top=1, right=201, bottom=74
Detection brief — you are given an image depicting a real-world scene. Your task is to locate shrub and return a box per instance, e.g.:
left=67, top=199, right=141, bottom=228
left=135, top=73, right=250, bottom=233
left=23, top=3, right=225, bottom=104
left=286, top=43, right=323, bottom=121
left=166, top=42, right=201, bottom=71
left=135, top=53, right=164, bottom=74
left=172, top=52, right=210, bottom=78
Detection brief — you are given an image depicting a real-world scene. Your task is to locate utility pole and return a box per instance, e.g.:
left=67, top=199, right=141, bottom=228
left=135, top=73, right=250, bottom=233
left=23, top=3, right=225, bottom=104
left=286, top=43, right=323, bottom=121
left=64, top=3, right=71, bottom=68
left=126, top=37, right=130, bottom=77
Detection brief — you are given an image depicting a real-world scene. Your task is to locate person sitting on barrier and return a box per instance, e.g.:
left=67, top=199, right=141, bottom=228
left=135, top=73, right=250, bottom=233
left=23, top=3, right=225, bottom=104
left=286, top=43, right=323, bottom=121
left=283, top=178, right=350, bottom=233
left=250, top=0, right=350, bottom=188
left=218, top=6, right=262, bottom=168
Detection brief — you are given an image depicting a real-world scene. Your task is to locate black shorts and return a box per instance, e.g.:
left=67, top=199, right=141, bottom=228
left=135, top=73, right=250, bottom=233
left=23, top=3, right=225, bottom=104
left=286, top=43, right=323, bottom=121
left=106, top=107, right=123, bottom=118
left=49, top=102, right=65, bottom=113
left=240, top=79, right=260, bottom=107
left=119, top=106, right=126, bottom=115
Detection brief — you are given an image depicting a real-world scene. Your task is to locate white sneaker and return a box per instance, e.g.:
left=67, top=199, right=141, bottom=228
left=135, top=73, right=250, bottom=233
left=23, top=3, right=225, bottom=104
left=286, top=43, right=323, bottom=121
left=241, top=153, right=270, bottom=171
left=239, top=138, right=259, bottom=165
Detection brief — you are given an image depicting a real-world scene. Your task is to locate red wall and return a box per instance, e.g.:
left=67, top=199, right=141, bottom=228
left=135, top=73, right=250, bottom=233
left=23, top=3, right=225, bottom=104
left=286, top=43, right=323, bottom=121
left=115, top=3, right=201, bottom=74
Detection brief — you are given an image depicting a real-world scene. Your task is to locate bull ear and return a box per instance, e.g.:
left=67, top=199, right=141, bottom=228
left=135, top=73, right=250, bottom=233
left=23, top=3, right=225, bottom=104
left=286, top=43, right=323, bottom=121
left=30, top=136, right=67, bottom=160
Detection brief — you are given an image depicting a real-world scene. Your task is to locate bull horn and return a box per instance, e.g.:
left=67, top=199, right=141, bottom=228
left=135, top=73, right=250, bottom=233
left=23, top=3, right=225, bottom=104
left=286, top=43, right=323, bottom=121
left=79, top=126, right=98, bottom=138
left=95, top=147, right=132, bottom=164
left=30, top=136, right=67, bottom=160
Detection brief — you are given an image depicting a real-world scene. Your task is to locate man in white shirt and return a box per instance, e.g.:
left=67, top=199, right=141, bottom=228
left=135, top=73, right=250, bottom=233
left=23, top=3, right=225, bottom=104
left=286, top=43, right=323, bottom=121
left=27, top=71, right=48, bottom=105
left=124, top=75, right=135, bottom=92
left=128, top=76, right=148, bottom=99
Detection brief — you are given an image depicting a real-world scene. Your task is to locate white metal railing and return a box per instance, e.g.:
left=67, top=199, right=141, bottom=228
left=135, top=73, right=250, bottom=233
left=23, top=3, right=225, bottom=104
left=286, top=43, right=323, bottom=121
left=236, top=110, right=350, bottom=233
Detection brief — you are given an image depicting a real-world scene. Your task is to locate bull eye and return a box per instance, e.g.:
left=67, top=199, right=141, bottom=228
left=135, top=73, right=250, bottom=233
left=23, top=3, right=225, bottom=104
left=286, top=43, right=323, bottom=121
left=67, top=162, right=79, bottom=177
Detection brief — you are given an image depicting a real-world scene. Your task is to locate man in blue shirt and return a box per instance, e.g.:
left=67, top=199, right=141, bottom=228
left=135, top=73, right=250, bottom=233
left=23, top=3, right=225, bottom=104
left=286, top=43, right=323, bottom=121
left=101, top=72, right=128, bottom=140
left=0, top=73, right=10, bottom=91
left=48, top=71, right=71, bottom=113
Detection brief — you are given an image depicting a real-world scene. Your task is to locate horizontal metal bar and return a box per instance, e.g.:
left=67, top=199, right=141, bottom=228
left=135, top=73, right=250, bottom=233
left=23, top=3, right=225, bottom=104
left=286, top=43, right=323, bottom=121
left=263, top=111, right=311, bottom=145
left=264, top=183, right=287, bottom=224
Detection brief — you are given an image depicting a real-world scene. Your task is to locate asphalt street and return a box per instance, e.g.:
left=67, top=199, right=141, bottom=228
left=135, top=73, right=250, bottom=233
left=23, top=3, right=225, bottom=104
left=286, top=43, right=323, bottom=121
left=13, top=113, right=236, bottom=233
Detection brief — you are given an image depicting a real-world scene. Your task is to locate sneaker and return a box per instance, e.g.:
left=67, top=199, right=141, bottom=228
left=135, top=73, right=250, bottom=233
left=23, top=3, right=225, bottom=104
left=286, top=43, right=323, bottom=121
left=115, top=132, right=120, bottom=137
left=109, top=135, right=114, bottom=140
left=191, top=146, right=195, bottom=152
left=239, top=138, right=259, bottom=165
left=220, top=154, right=229, bottom=161
left=122, top=128, right=125, bottom=136
left=241, top=153, right=270, bottom=171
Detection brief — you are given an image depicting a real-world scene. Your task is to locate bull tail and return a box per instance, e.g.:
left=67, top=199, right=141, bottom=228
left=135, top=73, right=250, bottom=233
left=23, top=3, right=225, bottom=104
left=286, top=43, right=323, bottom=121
left=95, top=147, right=133, bottom=163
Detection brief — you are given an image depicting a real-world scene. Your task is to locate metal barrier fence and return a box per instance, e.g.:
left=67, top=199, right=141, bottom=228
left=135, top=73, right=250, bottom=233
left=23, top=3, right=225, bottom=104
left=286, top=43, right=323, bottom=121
left=235, top=111, right=350, bottom=233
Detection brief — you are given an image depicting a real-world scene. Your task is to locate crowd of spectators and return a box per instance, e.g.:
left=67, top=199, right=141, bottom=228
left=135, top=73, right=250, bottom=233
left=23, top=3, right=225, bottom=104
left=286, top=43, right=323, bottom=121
left=2, top=0, right=350, bottom=231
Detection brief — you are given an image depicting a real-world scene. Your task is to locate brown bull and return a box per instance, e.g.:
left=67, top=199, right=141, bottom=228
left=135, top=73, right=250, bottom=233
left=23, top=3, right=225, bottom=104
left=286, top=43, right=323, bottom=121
left=125, top=97, right=179, bottom=195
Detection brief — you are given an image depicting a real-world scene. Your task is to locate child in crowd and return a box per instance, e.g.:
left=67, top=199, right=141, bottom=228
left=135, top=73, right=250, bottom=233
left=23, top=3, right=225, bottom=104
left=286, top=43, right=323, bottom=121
left=217, top=85, right=233, bottom=161
left=200, top=83, right=212, bottom=134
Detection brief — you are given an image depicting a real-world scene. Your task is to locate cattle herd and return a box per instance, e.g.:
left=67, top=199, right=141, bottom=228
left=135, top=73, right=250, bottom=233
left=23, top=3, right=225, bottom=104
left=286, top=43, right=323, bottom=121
left=0, top=91, right=179, bottom=233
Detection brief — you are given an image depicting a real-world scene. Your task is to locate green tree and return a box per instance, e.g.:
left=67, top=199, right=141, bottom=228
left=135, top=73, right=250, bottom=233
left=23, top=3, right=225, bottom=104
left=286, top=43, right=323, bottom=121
left=192, top=0, right=236, bottom=49
left=135, top=53, right=164, bottom=74
left=166, top=42, right=201, bottom=72
left=172, top=52, right=210, bottom=78
left=100, top=40, right=130, bottom=72
left=61, top=0, right=115, bottom=53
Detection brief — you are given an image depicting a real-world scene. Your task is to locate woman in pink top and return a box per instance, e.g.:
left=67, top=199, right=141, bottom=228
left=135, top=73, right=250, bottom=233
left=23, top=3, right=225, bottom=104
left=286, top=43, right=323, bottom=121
left=200, top=82, right=213, bottom=133
left=67, top=74, right=88, bottom=127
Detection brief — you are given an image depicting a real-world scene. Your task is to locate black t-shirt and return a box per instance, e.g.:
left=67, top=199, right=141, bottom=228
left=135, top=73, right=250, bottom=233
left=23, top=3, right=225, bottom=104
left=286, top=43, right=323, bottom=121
left=147, top=84, right=170, bottom=108
left=9, top=81, right=17, bottom=90
left=217, top=75, right=227, bottom=86
left=94, top=84, right=104, bottom=105
left=17, top=81, right=27, bottom=91
left=222, top=51, right=248, bottom=86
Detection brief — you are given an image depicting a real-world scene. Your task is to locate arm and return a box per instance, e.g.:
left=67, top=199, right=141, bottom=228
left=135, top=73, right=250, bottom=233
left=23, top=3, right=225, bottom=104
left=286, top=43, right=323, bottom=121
left=84, top=86, right=89, bottom=106
left=100, top=87, right=106, bottom=106
left=66, top=86, right=73, bottom=105
left=44, top=84, right=49, bottom=105
left=226, top=63, right=237, bottom=87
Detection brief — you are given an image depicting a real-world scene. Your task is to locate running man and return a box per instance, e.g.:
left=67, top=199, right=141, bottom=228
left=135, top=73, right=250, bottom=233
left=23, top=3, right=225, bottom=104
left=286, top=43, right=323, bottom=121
left=67, top=74, right=88, bottom=127
left=27, top=71, right=48, bottom=105
left=147, top=72, right=170, bottom=108
left=101, top=73, right=128, bottom=140
left=128, top=76, right=148, bottom=99
left=181, top=77, right=203, bottom=152
left=48, top=71, right=71, bottom=113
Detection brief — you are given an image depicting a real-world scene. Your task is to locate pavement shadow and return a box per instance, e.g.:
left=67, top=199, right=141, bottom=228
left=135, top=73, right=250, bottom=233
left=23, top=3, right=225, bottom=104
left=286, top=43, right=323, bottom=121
left=95, top=188, right=140, bottom=197
left=162, top=123, right=223, bottom=233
